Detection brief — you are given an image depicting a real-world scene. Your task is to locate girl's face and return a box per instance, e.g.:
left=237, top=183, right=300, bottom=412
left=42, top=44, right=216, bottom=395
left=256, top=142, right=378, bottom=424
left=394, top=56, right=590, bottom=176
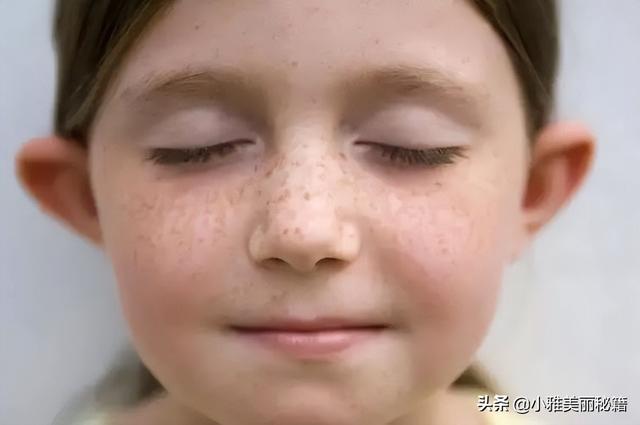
left=90, top=0, right=529, bottom=423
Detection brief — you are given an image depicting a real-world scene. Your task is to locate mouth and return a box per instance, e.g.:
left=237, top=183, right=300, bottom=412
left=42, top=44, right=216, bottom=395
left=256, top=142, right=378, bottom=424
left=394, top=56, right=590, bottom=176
left=226, top=317, right=390, bottom=359
left=227, top=316, right=390, bottom=332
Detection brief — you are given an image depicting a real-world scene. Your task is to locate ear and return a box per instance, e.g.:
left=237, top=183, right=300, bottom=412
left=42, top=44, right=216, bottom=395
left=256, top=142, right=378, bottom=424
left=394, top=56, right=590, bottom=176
left=512, top=121, right=596, bottom=261
left=15, top=136, right=103, bottom=246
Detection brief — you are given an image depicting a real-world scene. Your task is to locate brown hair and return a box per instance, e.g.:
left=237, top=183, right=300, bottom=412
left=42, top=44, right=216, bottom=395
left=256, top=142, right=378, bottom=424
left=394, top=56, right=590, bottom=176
left=53, top=0, right=173, bottom=146
left=52, top=0, right=557, bottom=414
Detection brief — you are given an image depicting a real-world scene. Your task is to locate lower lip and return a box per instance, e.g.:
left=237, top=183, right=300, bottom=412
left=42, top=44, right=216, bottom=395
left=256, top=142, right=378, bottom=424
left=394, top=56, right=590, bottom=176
left=230, top=327, right=386, bottom=359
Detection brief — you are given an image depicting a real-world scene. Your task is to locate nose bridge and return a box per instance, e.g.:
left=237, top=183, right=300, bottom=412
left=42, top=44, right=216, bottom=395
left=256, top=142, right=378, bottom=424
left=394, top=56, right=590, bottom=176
left=282, top=140, right=339, bottom=208
left=249, top=137, right=360, bottom=274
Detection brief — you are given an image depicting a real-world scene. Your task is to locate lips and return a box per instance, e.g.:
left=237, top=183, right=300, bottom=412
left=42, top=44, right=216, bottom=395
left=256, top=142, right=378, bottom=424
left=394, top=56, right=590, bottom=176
left=228, top=316, right=389, bottom=332
left=227, top=317, right=389, bottom=359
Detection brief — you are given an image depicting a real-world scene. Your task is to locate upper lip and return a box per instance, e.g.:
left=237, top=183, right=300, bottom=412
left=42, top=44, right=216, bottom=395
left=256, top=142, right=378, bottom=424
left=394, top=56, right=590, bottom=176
left=229, top=316, right=389, bottom=332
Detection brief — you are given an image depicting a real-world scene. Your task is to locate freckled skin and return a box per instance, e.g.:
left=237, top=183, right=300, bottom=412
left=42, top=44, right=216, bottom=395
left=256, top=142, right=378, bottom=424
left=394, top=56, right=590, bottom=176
left=89, top=0, right=530, bottom=424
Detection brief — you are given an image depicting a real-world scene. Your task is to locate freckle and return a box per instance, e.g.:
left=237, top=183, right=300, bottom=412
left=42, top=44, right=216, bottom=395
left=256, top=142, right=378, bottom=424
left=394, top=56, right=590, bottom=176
left=266, top=169, right=273, bottom=178
left=290, top=60, right=298, bottom=68
left=304, top=192, right=310, bottom=200
left=283, top=228, right=289, bottom=235
left=435, top=181, right=442, bottom=188
left=194, top=24, right=200, bottom=30
left=339, top=153, right=346, bottom=160
left=295, top=227, right=301, bottom=234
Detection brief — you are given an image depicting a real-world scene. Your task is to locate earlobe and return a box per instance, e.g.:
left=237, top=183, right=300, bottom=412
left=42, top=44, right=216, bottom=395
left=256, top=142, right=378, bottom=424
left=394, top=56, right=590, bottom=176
left=15, top=136, right=103, bottom=246
left=520, top=121, right=596, bottom=238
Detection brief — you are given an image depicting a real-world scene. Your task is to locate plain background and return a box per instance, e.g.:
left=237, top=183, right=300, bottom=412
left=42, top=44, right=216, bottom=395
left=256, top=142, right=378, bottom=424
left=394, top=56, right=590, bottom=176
left=1, top=1, right=638, bottom=424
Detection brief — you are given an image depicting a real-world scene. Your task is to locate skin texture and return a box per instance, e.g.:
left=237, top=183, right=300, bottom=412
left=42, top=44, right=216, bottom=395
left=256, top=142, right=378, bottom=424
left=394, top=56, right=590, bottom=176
left=15, top=1, right=595, bottom=424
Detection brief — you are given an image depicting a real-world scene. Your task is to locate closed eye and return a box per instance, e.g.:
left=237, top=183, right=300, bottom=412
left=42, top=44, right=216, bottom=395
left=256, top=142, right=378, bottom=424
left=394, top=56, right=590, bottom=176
left=144, top=139, right=254, bottom=165
left=358, top=141, right=468, bottom=168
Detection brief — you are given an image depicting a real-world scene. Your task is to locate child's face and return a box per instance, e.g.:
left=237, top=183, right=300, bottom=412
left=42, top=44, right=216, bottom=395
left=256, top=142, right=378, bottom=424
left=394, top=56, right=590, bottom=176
left=71, top=0, right=538, bottom=423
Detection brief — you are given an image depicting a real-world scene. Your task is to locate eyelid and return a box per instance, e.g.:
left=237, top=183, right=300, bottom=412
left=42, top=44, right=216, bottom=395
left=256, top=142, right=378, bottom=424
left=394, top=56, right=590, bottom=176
left=352, top=104, right=474, bottom=147
left=131, top=106, right=259, bottom=148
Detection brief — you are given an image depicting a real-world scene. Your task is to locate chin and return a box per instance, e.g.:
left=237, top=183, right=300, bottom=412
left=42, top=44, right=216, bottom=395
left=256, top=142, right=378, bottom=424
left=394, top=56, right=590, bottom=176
left=211, top=388, right=395, bottom=425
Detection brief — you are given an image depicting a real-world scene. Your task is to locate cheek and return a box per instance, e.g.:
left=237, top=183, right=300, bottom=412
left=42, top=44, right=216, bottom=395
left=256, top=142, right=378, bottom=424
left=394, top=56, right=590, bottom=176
left=99, top=185, right=233, bottom=345
left=378, top=190, right=511, bottom=379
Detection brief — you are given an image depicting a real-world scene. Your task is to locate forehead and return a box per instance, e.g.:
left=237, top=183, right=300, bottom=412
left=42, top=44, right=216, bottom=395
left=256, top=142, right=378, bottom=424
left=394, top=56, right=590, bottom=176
left=103, top=0, right=519, bottom=130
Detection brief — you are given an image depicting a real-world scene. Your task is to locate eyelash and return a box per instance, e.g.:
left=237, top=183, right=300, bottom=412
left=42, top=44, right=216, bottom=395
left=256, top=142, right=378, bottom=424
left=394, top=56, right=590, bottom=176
left=363, top=142, right=468, bottom=167
left=145, top=140, right=249, bottom=165
left=144, top=140, right=468, bottom=168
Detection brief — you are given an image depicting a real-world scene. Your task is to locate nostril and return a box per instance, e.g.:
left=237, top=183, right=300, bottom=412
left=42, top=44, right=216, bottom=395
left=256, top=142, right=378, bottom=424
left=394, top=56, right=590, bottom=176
left=317, top=257, right=339, bottom=266
left=267, top=258, right=286, bottom=266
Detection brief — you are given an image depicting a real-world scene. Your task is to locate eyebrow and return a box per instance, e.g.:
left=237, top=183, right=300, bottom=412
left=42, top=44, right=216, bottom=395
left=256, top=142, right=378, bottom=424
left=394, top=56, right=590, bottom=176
left=117, top=63, right=487, bottom=126
left=339, top=64, right=488, bottom=125
left=116, top=66, right=267, bottom=119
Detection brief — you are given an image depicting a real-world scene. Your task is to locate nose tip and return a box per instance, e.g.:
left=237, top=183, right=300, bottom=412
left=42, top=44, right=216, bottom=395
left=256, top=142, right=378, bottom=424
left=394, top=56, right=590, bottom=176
left=249, top=217, right=360, bottom=274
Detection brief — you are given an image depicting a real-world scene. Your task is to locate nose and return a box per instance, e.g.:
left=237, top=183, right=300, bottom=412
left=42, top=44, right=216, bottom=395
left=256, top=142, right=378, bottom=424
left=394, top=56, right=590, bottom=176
left=248, top=150, right=361, bottom=275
